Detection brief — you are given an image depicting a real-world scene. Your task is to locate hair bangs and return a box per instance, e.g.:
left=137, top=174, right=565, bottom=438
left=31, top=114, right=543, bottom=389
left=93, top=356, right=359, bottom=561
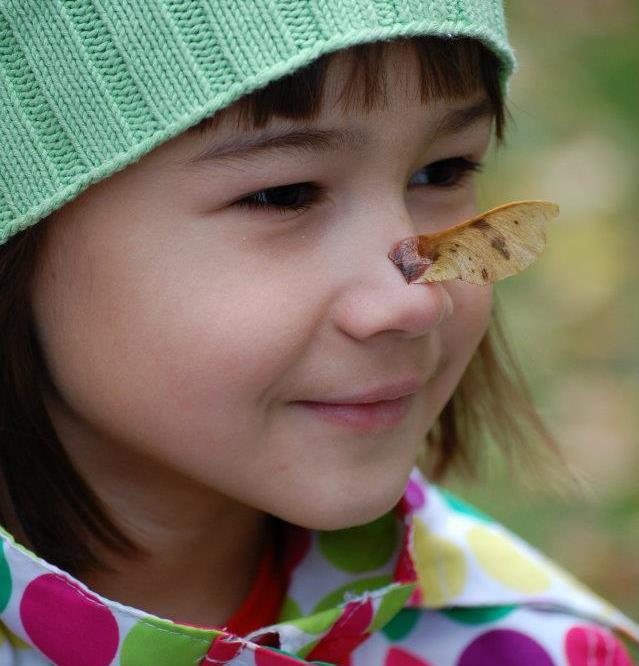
left=190, top=36, right=507, bottom=143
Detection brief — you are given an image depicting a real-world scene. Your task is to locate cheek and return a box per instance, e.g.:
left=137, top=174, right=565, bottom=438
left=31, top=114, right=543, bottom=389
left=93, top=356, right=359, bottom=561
left=439, top=282, right=492, bottom=374
left=33, top=237, right=313, bottom=440
left=153, top=280, right=313, bottom=416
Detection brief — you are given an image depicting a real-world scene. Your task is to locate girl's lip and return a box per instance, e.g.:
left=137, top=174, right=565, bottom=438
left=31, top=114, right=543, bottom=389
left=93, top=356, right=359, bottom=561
left=294, top=395, right=413, bottom=434
left=317, top=378, right=425, bottom=404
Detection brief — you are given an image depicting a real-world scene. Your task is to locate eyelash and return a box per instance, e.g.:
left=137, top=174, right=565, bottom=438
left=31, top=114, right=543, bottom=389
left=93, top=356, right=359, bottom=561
left=232, top=157, right=484, bottom=215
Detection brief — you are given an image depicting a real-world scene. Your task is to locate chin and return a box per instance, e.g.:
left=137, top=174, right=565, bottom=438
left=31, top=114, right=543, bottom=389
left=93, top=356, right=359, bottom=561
left=275, top=468, right=411, bottom=532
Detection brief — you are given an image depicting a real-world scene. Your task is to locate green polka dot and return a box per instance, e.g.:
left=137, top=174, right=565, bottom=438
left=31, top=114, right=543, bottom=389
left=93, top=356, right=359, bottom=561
left=381, top=608, right=421, bottom=641
left=264, top=647, right=302, bottom=659
left=298, top=638, right=321, bottom=659
left=313, top=575, right=392, bottom=614
left=318, top=512, right=397, bottom=573
left=0, top=544, right=11, bottom=612
left=442, top=605, right=515, bottom=625
left=0, top=528, right=36, bottom=559
left=369, top=584, right=415, bottom=632
left=286, top=606, right=342, bottom=636
left=439, top=489, right=493, bottom=524
left=120, top=618, right=218, bottom=666
left=278, top=596, right=303, bottom=622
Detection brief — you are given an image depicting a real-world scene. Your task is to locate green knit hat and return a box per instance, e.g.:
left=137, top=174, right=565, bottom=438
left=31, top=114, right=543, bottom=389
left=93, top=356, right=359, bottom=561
left=0, top=0, right=516, bottom=246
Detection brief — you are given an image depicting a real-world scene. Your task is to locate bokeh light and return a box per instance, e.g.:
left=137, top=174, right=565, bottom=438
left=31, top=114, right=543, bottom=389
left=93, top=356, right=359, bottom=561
left=444, top=0, right=639, bottom=618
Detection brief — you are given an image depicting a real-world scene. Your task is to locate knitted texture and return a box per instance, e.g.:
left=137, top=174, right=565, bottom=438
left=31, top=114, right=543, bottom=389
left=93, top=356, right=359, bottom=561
left=0, top=0, right=516, bottom=245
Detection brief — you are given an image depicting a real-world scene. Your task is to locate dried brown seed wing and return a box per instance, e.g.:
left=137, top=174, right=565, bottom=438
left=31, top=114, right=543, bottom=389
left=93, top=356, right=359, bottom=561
left=402, top=200, right=559, bottom=285
left=417, top=234, right=496, bottom=285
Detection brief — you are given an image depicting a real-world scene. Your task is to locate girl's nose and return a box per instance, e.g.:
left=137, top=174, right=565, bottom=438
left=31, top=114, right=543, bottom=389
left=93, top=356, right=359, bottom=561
left=332, top=212, right=454, bottom=341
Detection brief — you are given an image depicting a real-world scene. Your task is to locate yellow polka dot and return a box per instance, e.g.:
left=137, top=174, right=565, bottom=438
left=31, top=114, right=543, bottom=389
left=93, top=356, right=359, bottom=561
left=8, top=631, right=30, bottom=650
left=0, top=625, right=30, bottom=650
left=467, top=525, right=551, bottom=593
left=412, top=518, right=467, bottom=606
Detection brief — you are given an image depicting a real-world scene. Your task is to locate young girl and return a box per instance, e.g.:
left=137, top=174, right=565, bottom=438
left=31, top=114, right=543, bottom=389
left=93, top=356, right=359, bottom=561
left=0, top=1, right=637, bottom=665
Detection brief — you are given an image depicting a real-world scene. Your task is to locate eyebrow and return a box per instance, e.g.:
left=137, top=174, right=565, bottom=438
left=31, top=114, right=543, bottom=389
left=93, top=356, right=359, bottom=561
left=434, top=96, right=495, bottom=136
left=184, top=97, right=494, bottom=167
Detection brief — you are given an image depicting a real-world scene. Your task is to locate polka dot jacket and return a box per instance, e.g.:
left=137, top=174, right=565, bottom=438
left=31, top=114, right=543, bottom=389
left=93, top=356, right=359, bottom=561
left=0, top=468, right=637, bottom=665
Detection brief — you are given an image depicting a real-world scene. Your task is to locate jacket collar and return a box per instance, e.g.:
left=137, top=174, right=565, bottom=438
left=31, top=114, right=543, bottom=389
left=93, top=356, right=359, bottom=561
left=0, top=468, right=637, bottom=665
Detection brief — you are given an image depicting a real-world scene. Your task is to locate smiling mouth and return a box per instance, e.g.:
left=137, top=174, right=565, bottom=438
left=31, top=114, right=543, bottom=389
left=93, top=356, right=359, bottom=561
left=305, top=378, right=426, bottom=405
left=294, top=395, right=414, bottom=433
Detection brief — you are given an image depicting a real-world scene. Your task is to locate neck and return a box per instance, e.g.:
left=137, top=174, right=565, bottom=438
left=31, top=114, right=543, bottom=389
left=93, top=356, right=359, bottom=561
left=79, top=498, right=271, bottom=628
left=45, top=392, right=271, bottom=628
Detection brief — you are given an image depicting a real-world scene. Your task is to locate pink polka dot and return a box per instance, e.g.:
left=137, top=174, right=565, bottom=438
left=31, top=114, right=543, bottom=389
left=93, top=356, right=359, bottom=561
left=565, top=625, right=633, bottom=666
left=385, top=646, right=433, bottom=665
left=20, top=573, right=119, bottom=666
left=404, top=478, right=427, bottom=512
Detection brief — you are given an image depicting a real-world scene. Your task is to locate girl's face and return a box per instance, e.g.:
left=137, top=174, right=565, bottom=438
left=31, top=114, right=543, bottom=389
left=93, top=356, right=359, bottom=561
left=31, top=45, right=493, bottom=530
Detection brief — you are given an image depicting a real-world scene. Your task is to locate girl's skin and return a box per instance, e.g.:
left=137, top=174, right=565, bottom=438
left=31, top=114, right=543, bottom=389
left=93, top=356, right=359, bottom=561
left=30, top=43, right=494, bottom=626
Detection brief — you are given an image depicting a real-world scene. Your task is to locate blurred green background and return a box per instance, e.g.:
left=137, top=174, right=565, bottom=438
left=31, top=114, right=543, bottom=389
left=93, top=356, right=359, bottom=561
left=444, top=0, right=639, bottom=618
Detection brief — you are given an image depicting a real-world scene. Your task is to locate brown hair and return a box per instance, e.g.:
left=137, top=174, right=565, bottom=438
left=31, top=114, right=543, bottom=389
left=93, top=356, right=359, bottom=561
left=0, top=35, right=557, bottom=576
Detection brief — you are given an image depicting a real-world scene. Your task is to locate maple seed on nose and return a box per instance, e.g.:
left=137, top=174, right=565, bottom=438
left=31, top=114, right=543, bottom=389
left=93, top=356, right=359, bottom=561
left=471, top=218, right=491, bottom=230
left=387, top=200, right=559, bottom=286
left=490, top=236, right=511, bottom=260
left=388, top=237, right=433, bottom=283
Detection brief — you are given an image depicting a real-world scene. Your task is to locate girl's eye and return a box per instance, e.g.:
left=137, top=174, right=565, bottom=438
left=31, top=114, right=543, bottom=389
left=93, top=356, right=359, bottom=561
left=232, top=157, right=483, bottom=215
left=233, top=183, right=320, bottom=215
left=408, top=157, right=483, bottom=188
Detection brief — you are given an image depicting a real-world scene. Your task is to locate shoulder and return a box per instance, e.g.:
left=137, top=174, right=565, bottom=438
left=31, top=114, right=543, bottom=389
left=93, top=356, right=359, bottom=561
left=275, top=468, right=638, bottom=665
left=368, top=469, right=639, bottom=665
left=353, top=605, right=638, bottom=665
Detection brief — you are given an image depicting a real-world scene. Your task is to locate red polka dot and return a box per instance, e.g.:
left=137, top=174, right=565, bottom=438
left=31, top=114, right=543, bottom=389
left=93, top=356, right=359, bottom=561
left=281, top=525, right=312, bottom=579
left=393, top=536, right=418, bottom=585
left=305, top=599, right=374, bottom=664
left=203, top=635, right=244, bottom=661
left=255, top=645, right=309, bottom=665
left=565, top=625, right=633, bottom=666
left=407, top=587, right=424, bottom=606
left=20, top=573, right=119, bottom=666
left=385, top=646, right=433, bottom=666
